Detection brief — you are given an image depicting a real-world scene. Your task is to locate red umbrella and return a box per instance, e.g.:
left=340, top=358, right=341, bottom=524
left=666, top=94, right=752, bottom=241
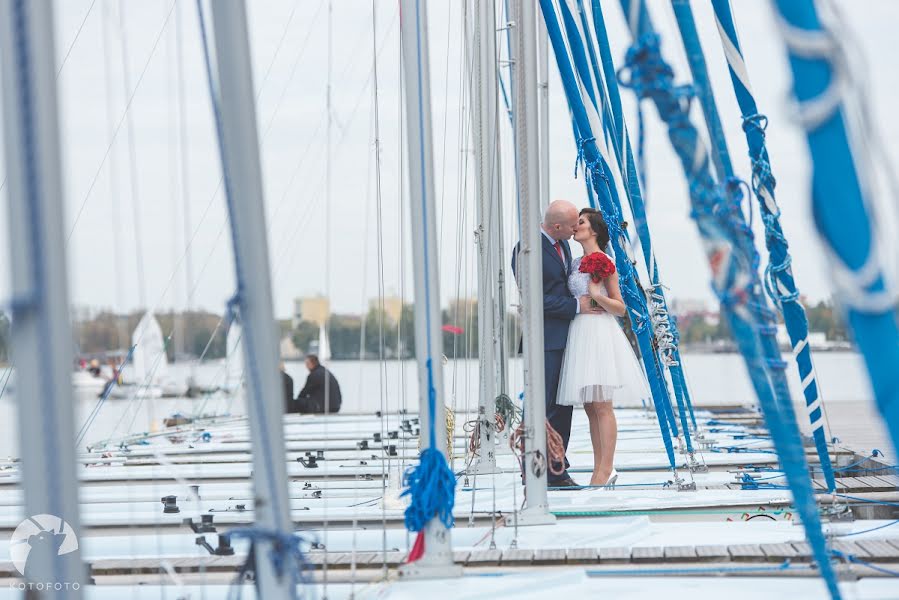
left=441, top=324, right=464, bottom=335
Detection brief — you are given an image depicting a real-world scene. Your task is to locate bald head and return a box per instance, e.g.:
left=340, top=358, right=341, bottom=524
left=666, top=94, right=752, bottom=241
left=542, top=200, right=579, bottom=241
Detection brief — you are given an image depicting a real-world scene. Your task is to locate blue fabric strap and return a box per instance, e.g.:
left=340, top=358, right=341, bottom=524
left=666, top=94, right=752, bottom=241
left=614, top=1, right=841, bottom=598
left=708, top=0, right=837, bottom=492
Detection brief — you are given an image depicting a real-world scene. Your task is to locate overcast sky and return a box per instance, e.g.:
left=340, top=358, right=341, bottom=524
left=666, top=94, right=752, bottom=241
left=1, top=0, right=897, bottom=320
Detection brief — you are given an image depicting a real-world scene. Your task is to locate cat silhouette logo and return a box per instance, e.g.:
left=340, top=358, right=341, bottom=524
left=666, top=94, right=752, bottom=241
left=9, top=515, right=79, bottom=580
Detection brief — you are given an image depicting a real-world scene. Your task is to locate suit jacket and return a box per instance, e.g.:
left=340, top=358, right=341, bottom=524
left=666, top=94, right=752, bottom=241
left=512, top=233, right=576, bottom=351
left=282, top=371, right=296, bottom=414
left=296, top=365, right=342, bottom=413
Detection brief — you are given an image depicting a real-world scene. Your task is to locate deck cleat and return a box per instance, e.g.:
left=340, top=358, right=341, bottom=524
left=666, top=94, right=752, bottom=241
left=161, top=495, right=180, bottom=514
left=297, top=454, right=318, bottom=468
left=196, top=534, right=234, bottom=556
left=687, top=452, right=709, bottom=473
left=184, top=514, right=216, bottom=533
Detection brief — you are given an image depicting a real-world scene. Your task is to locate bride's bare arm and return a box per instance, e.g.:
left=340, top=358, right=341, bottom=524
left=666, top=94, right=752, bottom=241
left=588, top=272, right=626, bottom=317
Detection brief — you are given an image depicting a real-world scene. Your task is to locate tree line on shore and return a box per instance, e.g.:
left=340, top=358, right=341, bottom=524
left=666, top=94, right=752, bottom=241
left=0, top=299, right=850, bottom=365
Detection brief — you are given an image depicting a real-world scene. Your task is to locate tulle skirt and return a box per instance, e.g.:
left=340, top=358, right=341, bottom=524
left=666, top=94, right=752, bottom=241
left=556, top=312, right=650, bottom=406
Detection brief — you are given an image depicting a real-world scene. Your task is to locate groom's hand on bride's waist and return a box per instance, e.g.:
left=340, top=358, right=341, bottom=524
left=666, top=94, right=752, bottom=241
left=578, top=295, right=605, bottom=314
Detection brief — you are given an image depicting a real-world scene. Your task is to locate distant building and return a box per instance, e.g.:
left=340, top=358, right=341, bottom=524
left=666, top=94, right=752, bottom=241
left=368, top=296, right=403, bottom=324
left=293, top=296, right=330, bottom=328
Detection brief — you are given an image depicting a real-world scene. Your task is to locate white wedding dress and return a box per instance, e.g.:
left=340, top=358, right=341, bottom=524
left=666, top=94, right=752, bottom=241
left=556, top=255, right=650, bottom=406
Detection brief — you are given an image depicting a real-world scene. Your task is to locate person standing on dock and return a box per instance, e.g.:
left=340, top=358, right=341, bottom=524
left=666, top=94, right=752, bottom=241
left=513, top=199, right=602, bottom=488
left=281, top=362, right=295, bottom=414
left=294, top=354, right=342, bottom=414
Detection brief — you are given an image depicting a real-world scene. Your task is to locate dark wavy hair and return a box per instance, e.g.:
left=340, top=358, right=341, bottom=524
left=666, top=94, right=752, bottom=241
left=579, top=207, right=610, bottom=249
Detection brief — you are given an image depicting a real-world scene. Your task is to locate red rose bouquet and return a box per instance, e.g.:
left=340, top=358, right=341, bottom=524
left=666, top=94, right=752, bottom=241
left=579, top=252, right=616, bottom=282
left=579, top=252, right=615, bottom=309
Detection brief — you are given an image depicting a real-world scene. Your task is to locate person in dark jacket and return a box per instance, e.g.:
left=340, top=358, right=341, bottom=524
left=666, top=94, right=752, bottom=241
left=281, top=362, right=296, bottom=414
left=295, top=354, right=342, bottom=414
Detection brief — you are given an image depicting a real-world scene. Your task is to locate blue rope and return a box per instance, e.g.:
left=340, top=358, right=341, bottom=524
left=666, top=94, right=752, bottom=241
left=771, top=0, right=899, bottom=485
left=613, top=2, right=841, bottom=598
left=831, top=549, right=899, bottom=577
left=588, top=0, right=700, bottom=438
left=399, top=0, right=455, bottom=536
left=541, top=0, right=680, bottom=473
left=226, top=528, right=314, bottom=600
left=835, top=519, right=899, bottom=538
left=706, top=0, right=835, bottom=491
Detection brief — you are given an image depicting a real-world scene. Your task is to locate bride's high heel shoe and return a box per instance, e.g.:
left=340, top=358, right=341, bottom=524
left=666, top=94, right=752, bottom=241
left=604, top=469, right=619, bottom=490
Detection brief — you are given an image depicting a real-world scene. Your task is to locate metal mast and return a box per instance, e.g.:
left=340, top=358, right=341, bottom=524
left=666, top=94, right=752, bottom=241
left=513, top=0, right=554, bottom=524
left=205, top=1, right=293, bottom=596
left=0, top=0, right=85, bottom=594
left=398, top=0, right=461, bottom=577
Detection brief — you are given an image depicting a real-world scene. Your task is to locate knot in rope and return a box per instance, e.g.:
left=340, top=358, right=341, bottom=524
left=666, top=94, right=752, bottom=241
left=402, top=357, right=456, bottom=532
left=227, top=527, right=314, bottom=600
left=618, top=33, right=672, bottom=103
left=574, top=136, right=596, bottom=179
left=645, top=284, right=678, bottom=366
left=494, top=393, right=520, bottom=432
left=400, top=447, right=456, bottom=531
left=741, top=112, right=769, bottom=136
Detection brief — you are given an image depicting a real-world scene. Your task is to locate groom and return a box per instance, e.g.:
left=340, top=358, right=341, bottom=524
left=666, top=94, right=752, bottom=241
left=513, top=199, right=600, bottom=487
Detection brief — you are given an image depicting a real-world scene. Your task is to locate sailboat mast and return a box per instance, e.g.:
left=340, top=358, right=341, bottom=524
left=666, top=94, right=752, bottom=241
left=0, top=0, right=85, bottom=591
left=512, top=0, right=554, bottom=523
left=205, top=2, right=293, bottom=596
left=398, top=0, right=459, bottom=575
left=466, top=0, right=502, bottom=475
left=537, top=10, right=550, bottom=212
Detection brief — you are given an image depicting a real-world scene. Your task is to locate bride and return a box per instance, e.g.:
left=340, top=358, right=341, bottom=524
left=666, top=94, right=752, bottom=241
left=557, top=207, right=649, bottom=487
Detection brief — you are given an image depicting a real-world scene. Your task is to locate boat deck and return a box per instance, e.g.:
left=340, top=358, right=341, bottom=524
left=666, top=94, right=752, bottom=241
left=0, top=405, right=896, bottom=597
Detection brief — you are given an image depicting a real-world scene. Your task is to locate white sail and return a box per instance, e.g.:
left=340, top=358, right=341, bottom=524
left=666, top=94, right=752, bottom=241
left=318, top=322, right=331, bottom=362
left=225, top=321, right=244, bottom=392
left=131, top=312, right=167, bottom=384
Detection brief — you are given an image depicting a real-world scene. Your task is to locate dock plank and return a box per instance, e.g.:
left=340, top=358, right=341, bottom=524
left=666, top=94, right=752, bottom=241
left=453, top=550, right=471, bottom=564
left=831, top=540, right=871, bottom=559
left=662, top=546, right=697, bottom=561
left=789, top=542, right=812, bottom=562
left=760, top=543, right=800, bottom=562
left=566, top=547, right=598, bottom=564
left=856, top=476, right=896, bottom=491
left=872, top=475, right=899, bottom=489
left=695, top=545, right=729, bottom=561
left=467, top=549, right=502, bottom=565
left=854, top=540, right=899, bottom=562
left=332, top=552, right=376, bottom=566
left=598, top=547, right=630, bottom=563
left=631, top=547, right=664, bottom=563
left=533, top=548, right=566, bottom=565
left=728, top=544, right=765, bottom=561
left=500, top=548, right=534, bottom=566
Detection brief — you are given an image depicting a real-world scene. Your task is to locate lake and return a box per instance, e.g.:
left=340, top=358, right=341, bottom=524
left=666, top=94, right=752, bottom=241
left=0, top=352, right=892, bottom=461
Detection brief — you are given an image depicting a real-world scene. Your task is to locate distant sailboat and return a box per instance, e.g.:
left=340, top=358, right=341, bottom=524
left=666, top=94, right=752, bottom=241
left=110, top=312, right=186, bottom=398
left=317, top=322, right=331, bottom=362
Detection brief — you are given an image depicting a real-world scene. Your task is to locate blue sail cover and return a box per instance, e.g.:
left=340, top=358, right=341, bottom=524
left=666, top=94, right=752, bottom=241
left=539, top=0, right=683, bottom=472
left=707, top=0, right=835, bottom=492
left=600, top=0, right=841, bottom=597
left=770, top=0, right=899, bottom=471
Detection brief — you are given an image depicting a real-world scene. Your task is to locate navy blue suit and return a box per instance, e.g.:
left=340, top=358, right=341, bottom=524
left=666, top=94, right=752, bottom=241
left=512, top=234, right=577, bottom=482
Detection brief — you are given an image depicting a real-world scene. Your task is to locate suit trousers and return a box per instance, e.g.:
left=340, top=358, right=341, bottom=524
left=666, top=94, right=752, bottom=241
left=544, top=348, right=573, bottom=482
